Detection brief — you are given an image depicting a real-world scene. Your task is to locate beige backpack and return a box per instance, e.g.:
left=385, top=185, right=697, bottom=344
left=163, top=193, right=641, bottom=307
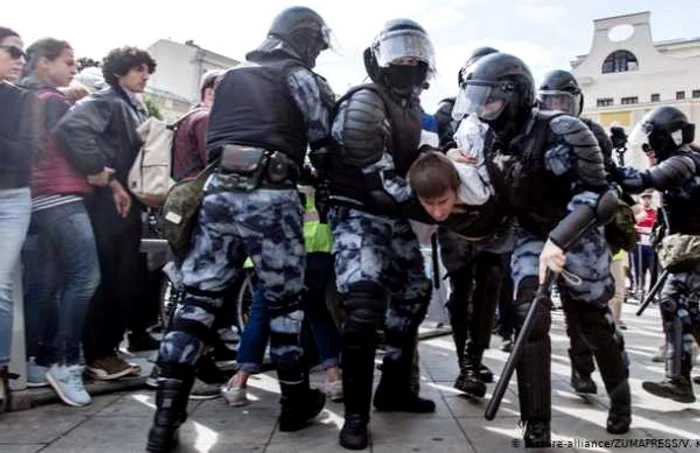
left=128, top=111, right=197, bottom=207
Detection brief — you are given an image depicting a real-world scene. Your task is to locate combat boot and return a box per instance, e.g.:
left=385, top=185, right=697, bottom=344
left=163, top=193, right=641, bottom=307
left=279, top=383, right=326, bottom=432
left=146, top=376, right=193, bottom=453
left=454, top=355, right=486, bottom=398
left=571, top=368, right=597, bottom=395
left=478, top=364, right=494, bottom=383
left=339, top=413, right=369, bottom=450
left=606, top=380, right=631, bottom=434
left=642, top=354, right=696, bottom=403
left=373, top=359, right=435, bottom=413
left=523, top=420, right=551, bottom=448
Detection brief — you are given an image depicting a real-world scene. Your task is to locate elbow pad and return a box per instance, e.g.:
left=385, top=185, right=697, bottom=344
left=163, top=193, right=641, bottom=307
left=549, top=190, right=618, bottom=250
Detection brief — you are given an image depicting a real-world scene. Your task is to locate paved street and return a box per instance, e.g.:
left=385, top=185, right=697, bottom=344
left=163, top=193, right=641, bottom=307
left=2, top=300, right=700, bottom=453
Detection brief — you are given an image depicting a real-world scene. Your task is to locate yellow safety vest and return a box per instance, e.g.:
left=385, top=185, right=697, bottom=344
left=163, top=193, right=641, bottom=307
left=299, top=185, right=333, bottom=253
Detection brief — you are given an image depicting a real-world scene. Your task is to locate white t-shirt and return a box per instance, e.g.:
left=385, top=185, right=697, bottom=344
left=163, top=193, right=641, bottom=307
left=446, top=115, right=493, bottom=206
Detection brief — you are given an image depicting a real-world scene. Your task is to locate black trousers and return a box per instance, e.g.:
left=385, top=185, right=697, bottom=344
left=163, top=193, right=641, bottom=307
left=83, top=188, right=142, bottom=363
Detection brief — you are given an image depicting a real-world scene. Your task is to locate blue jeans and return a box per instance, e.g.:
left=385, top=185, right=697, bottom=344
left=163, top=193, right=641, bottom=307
left=0, top=188, right=31, bottom=368
left=237, top=253, right=341, bottom=373
left=23, top=202, right=100, bottom=365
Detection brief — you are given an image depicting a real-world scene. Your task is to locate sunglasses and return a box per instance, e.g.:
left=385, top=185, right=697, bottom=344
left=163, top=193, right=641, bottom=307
left=0, top=45, right=26, bottom=60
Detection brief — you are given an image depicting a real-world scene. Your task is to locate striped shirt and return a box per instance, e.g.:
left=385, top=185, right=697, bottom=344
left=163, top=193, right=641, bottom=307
left=31, top=194, right=82, bottom=213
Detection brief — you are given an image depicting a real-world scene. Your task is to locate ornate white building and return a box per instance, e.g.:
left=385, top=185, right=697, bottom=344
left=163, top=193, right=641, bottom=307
left=571, top=11, right=700, bottom=167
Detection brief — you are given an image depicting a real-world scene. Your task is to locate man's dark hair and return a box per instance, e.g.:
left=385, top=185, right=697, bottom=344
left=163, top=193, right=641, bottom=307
left=0, top=27, right=20, bottom=43
left=101, top=46, right=156, bottom=87
left=408, top=152, right=460, bottom=199
left=24, top=38, right=72, bottom=75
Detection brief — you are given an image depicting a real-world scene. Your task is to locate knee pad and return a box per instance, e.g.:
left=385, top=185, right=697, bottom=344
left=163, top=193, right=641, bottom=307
left=514, top=276, right=550, bottom=341
left=344, top=281, right=386, bottom=339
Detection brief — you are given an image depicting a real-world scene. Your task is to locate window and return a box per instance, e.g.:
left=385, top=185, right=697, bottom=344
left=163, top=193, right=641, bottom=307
left=693, top=90, right=700, bottom=99
left=651, top=93, right=660, bottom=102
left=677, top=91, right=686, bottom=100
left=621, top=96, right=638, bottom=105
left=596, top=98, right=614, bottom=107
left=602, top=50, right=639, bottom=74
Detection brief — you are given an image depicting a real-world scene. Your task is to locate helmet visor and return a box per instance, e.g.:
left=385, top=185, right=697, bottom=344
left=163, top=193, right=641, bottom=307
left=538, top=90, right=580, bottom=116
left=373, top=29, right=436, bottom=72
left=628, top=121, right=654, bottom=155
left=453, top=81, right=511, bottom=122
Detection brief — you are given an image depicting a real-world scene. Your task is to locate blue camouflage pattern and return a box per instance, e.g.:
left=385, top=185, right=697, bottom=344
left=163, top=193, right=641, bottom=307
left=329, top=207, right=431, bottom=300
left=658, top=263, right=700, bottom=376
left=287, top=67, right=334, bottom=146
left=159, top=181, right=305, bottom=375
left=511, top=221, right=614, bottom=307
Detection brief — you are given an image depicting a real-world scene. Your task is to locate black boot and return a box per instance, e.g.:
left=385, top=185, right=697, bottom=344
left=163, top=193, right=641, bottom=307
left=571, top=368, right=597, bottom=395
left=278, top=374, right=326, bottom=432
left=146, top=376, right=193, bottom=453
left=339, top=412, right=369, bottom=450
left=642, top=354, right=696, bottom=403
left=694, top=376, right=700, bottom=385
left=454, top=354, right=486, bottom=398
left=523, top=420, right=551, bottom=448
left=606, top=380, right=631, bottom=434
left=479, top=364, right=494, bottom=383
left=373, top=359, right=435, bottom=413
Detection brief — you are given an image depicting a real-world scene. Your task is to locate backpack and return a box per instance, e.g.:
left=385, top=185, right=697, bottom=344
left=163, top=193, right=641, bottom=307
left=128, top=110, right=199, bottom=207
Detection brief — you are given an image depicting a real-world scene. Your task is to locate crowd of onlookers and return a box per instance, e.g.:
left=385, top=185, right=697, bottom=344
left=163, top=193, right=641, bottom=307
left=0, top=26, right=220, bottom=410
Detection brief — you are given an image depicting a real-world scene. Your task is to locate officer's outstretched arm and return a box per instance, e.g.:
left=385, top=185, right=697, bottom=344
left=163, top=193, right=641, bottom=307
left=547, top=115, right=614, bottom=248
left=618, top=155, right=696, bottom=194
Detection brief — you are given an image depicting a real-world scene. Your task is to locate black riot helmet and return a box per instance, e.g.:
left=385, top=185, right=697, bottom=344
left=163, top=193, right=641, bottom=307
left=538, top=69, right=583, bottom=116
left=453, top=52, right=535, bottom=140
left=458, top=46, right=499, bottom=86
left=252, top=6, right=331, bottom=68
left=363, top=19, right=436, bottom=96
left=629, top=106, right=695, bottom=161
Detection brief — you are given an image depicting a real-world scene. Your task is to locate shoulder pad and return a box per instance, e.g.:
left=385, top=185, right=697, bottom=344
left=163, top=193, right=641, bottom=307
left=335, top=87, right=389, bottom=167
left=549, top=115, right=606, bottom=188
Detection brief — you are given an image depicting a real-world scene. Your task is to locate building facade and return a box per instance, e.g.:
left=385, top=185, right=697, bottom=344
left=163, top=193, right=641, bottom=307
left=146, top=39, right=240, bottom=120
left=571, top=11, right=700, bottom=168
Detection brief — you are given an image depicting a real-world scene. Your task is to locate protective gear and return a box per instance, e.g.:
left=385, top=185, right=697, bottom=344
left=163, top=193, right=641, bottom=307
left=454, top=353, right=487, bottom=398
left=458, top=46, right=500, bottom=86
left=339, top=413, right=369, bottom=450
left=642, top=354, right=695, bottom=403
left=146, top=371, right=195, bottom=453
left=253, top=6, right=331, bottom=68
left=364, top=19, right=435, bottom=96
left=628, top=106, right=695, bottom=161
left=524, top=421, right=551, bottom=449
left=549, top=190, right=618, bottom=249
left=571, top=368, right=597, bottom=395
left=607, top=381, right=631, bottom=434
left=207, top=60, right=332, bottom=168
left=550, top=115, right=608, bottom=189
left=329, top=84, right=421, bottom=212
left=279, top=386, right=326, bottom=432
left=537, top=69, right=583, bottom=116
left=454, top=53, right=535, bottom=141
left=643, top=154, right=697, bottom=192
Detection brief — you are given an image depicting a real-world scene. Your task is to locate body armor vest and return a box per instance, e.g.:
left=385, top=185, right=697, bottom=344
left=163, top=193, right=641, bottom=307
left=664, top=149, right=700, bottom=235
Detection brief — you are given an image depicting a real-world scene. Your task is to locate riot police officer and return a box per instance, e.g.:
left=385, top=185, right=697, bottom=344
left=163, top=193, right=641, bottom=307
left=146, top=7, right=335, bottom=452
left=617, top=107, right=700, bottom=403
left=538, top=69, right=614, bottom=396
left=455, top=53, right=631, bottom=447
left=316, top=19, right=436, bottom=450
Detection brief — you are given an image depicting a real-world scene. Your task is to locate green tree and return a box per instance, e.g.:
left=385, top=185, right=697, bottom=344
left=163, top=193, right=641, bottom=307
left=143, top=95, right=164, bottom=120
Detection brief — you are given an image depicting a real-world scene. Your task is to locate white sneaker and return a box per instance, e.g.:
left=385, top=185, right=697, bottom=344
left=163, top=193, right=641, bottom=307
left=324, top=379, right=343, bottom=402
left=221, top=384, right=249, bottom=407
left=47, top=364, right=91, bottom=407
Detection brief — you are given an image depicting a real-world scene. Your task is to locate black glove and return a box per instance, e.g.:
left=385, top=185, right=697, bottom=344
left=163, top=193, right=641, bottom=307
left=315, top=181, right=330, bottom=223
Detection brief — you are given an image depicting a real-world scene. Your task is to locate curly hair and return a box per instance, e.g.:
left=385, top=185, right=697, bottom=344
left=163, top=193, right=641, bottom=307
left=101, top=46, right=156, bottom=87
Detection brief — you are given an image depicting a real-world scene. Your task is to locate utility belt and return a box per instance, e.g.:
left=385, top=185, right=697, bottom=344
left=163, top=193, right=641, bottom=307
left=215, top=144, right=299, bottom=191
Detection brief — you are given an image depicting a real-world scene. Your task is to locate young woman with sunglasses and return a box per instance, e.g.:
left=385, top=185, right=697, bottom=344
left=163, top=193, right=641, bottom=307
left=0, top=26, right=40, bottom=413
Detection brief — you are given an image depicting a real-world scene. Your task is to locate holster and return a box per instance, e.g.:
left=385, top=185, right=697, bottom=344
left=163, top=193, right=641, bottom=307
left=217, top=144, right=299, bottom=192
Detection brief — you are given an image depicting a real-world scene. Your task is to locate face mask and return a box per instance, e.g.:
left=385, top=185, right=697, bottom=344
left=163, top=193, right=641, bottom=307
left=384, top=64, right=427, bottom=90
